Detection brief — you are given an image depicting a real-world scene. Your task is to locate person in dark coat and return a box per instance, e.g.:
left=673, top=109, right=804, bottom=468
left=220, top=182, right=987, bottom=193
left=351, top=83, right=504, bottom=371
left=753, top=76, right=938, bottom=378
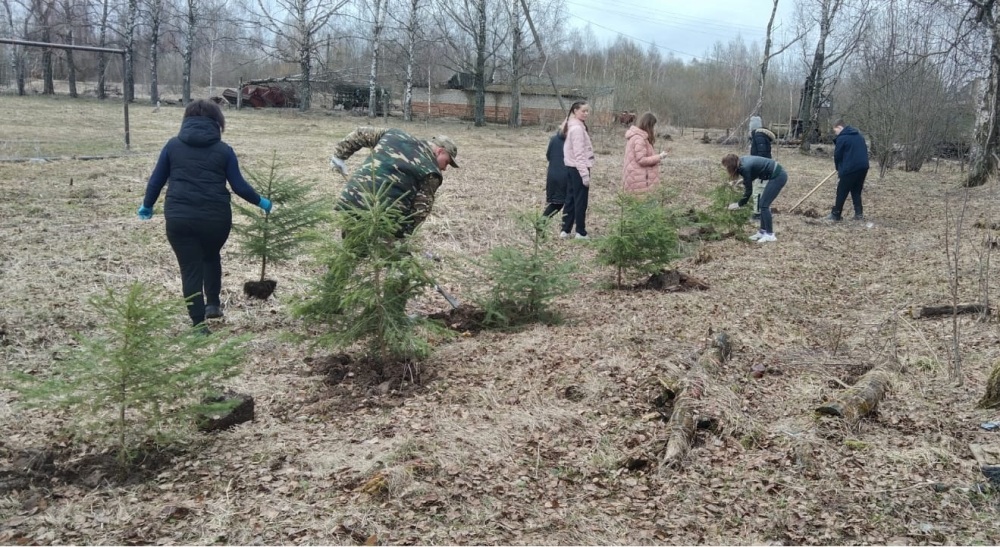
left=827, top=119, right=870, bottom=221
left=748, top=116, right=775, bottom=159
left=138, top=100, right=272, bottom=329
left=543, top=129, right=568, bottom=218
left=747, top=116, right=777, bottom=221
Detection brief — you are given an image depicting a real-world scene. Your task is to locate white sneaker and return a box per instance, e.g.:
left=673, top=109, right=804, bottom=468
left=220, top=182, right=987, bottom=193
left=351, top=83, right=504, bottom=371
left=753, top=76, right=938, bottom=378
left=748, top=231, right=765, bottom=241
left=756, top=233, right=777, bottom=243
left=575, top=233, right=589, bottom=240
left=559, top=231, right=570, bottom=239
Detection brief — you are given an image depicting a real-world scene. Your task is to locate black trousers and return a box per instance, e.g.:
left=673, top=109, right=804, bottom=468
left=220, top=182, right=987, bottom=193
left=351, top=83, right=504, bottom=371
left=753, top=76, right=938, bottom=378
left=833, top=169, right=868, bottom=218
left=561, top=169, right=590, bottom=236
left=166, top=216, right=232, bottom=326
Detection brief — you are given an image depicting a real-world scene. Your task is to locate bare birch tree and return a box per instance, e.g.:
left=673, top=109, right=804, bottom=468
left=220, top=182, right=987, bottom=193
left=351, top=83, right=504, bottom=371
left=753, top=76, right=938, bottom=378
left=401, top=0, right=420, bottom=121
left=964, top=0, right=1000, bottom=186
left=146, top=0, right=163, bottom=104
left=796, top=0, right=869, bottom=150
left=365, top=0, right=387, bottom=118
left=1, top=0, right=26, bottom=95
left=253, top=0, right=350, bottom=111
left=94, top=0, right=110, bottom=99
left=181, top=0, right=196, bottom=104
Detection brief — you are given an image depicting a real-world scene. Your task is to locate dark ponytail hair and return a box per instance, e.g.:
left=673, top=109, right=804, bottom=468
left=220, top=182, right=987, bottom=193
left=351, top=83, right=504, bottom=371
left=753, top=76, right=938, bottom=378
left=561, top=100, right=589, bottom=137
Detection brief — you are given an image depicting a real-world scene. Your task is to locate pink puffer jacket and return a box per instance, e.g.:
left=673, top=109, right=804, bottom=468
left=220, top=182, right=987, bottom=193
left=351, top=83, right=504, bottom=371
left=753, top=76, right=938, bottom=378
left=621, top=126, right=662, bottom=193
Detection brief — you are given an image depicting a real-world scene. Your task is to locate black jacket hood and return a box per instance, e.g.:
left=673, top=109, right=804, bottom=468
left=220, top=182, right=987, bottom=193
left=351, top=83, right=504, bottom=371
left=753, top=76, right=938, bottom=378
left=178, top=116, right=222, bottom=147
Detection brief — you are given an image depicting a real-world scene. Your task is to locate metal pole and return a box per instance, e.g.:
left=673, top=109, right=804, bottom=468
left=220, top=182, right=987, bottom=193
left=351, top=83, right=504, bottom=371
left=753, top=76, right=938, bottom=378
left=0, top=38, right=130, bottom=150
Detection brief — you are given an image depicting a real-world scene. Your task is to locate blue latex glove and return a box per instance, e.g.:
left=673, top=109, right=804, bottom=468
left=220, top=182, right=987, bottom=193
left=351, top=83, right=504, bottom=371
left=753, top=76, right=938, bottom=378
left=137, top=205, right=153, bottom=220
left=258, top=197, right=272, bottom=213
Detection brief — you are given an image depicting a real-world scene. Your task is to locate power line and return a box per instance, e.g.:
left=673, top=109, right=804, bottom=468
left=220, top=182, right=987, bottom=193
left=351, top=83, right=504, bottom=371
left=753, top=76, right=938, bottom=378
left=565, top=0, right=773, bottom=36
left=566, top=13, right=704, bottom=59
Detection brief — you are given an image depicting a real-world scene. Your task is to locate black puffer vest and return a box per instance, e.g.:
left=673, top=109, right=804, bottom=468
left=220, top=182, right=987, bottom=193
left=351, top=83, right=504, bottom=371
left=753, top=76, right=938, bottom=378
left=164, top=116, right=233, bottom=220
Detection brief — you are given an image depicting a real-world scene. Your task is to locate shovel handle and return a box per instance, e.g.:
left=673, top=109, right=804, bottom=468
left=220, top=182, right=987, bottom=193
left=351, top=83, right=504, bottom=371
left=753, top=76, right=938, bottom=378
left=788, top=170, right=837, bottom=213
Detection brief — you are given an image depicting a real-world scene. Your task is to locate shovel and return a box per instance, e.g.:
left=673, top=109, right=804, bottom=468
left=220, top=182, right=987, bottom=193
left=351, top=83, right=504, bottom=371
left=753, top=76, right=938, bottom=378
left=434, top=284, right=461, bottom=309
left=788, top=170, right=837, bottom=213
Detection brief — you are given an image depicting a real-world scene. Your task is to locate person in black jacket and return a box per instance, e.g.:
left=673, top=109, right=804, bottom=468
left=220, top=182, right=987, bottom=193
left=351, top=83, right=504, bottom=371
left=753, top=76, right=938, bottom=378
left=747, top=116, right=777, bottom=221
left=827, top=119, right=870, bottom=221
left=138, top=100, right=272, bottom=329
left=542, top=129, right=568, bottom=218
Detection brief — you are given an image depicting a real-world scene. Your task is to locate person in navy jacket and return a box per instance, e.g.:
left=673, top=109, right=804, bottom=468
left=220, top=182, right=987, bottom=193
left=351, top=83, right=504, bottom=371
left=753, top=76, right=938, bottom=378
left=827, top=119, right=870, bottom=221
left=138, top=100, right=272, bottom=329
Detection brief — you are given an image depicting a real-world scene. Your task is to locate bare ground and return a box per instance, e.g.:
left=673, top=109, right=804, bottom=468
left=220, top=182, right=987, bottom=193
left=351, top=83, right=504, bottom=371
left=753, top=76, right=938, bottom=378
left=1, top=94, right=1000, bottom=545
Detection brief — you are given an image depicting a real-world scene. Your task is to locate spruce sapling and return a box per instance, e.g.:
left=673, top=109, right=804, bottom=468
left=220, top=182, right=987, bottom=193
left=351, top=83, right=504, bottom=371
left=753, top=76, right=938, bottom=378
left=476, top=211, right=577, bottom=327
left=4, top=283, right=248, bottom=473
left=296, top=181, right=438, bottom=366
left=596, top=193, right=682, bottom=288
left=234, top=152, right=329, bottom=299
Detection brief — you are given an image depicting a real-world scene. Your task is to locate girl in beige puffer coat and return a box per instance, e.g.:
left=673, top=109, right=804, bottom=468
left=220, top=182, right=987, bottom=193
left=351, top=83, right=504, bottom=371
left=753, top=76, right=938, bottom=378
left=622, top=112, right=667, bottom=193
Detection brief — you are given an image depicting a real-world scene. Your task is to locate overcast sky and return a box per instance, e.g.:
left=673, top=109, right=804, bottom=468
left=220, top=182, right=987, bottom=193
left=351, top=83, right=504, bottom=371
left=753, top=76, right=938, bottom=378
left=564, top=0, right=800, bottom=62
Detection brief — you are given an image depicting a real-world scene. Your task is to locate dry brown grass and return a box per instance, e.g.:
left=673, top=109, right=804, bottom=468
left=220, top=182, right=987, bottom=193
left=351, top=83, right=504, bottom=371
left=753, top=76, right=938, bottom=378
left=2, top=94, right=1000, bottom=544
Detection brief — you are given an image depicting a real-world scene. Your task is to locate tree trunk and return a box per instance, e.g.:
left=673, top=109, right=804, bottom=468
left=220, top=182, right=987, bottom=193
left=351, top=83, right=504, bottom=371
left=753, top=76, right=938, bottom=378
left=96, top=0, right=109, bottom=100
left=798, top=0, right=835, bottom=151
left=182, top=0, right=196, bottom=105
left=124, top=0, right=138, bottom=102
left=367, top=0, right=385, bottom=118
left=815, top=369, right=892, bottom=427
left=967, top=4, right=1000, bottom=187
left=473, top=0, right=486, bottom=126
left=41, top=28, right=54, bottom=94
left=148, top=0, right=162, bottom=105
left=751, top=0, right=779, bottom=117
left=403, top=0, right=418, bottom=122
left=662, top=332, right=731, bottom=467
left=509, top=0, right=521, bottom=127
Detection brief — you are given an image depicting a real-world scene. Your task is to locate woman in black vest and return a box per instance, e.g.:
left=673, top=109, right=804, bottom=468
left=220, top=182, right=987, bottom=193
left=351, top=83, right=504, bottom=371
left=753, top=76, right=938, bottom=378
left=138, top=100, right=272, bottom=330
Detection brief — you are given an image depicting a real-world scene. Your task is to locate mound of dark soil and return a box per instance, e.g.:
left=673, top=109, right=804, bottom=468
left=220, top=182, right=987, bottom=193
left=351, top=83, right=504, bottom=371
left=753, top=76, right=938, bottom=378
left=243, top=279, right=277, bottom=300
left=635, top=269, right=710, bottom=292
left=428, top=305, right=488, bottom=333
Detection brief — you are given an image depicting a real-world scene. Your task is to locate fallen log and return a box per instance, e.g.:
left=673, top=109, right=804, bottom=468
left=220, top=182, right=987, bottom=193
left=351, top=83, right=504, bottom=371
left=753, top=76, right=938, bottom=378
left=815, top=369, right=892, bottom=426
left=910, top=303, right=991, bottom=319
left=662, top=332, right=731, bottom=467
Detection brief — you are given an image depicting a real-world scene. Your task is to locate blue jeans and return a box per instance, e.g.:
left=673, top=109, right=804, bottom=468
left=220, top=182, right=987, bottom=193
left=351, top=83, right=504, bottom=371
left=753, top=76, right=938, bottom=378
left=759, top=171, right=787, bottom=234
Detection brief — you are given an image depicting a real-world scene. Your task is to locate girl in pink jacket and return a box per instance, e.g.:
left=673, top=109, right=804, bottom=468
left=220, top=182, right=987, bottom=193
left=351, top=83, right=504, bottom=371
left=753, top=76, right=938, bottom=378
left=622, top=112, right=667, bottom=193
left=560, top=101, right=595, bottom=239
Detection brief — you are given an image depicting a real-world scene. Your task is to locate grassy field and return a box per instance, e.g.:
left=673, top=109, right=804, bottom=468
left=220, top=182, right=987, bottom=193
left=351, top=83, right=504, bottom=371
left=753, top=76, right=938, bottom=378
left=1, top=94, right=1000, bottom=545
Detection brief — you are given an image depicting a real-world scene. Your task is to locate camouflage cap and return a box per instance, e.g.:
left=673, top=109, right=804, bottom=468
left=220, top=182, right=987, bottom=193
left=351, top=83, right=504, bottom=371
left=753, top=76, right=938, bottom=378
left=430, top=135, right=459, bottom=168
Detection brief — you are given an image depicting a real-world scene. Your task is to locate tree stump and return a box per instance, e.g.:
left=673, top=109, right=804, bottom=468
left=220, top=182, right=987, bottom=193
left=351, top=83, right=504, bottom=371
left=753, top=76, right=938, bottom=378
left=816, top=369, right=892, bottom=426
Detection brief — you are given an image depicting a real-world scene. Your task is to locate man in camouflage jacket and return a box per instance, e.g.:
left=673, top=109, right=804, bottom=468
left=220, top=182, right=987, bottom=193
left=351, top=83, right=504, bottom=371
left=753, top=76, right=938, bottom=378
left=330, top=127, right=458, bottom=237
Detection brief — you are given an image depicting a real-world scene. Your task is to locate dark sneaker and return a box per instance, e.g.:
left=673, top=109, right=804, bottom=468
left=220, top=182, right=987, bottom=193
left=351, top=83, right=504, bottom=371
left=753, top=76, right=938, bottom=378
left=824, top=214, right=842, bottom=222
left=205, top=305, right=223, bottom=319
left=852, top=214, right=865, bottom=221
left=195, top=324, right=212, bottom=336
